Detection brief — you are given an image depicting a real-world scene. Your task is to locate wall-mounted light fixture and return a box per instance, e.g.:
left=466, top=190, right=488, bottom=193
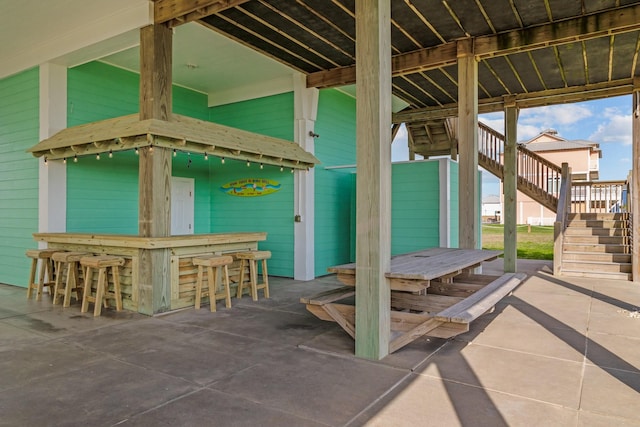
left=308, top=131, right=320, bottom=138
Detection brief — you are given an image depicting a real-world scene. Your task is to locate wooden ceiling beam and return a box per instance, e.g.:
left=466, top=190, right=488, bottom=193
left=307, top=4, right=640, bottom=89
left=154, top=0, right=250, bottom=27
left=393, top=78, right=635, bottom=123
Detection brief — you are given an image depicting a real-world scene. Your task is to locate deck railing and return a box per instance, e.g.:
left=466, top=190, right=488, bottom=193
left=569, top=180, right=628, bottom=213
left=478, top=122, right=562, bottom=211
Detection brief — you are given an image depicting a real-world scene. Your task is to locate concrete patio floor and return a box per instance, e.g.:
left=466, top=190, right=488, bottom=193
left=1, top=259, right=639, bottom=426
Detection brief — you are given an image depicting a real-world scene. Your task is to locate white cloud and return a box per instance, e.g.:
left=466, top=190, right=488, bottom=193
left=589, top=111, right=632, bottom=145
left=520, top=104, right=593, bottom=127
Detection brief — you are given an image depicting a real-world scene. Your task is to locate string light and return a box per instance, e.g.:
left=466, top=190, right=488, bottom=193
left=96, top=153, right=101, bottom=160
left=74, top=155, right=78, bottom=163
left=135, top=147, right=139, bottom=155
left=247, top=160, right=251, bottom=167
left=148, top=145, right=153, bottom=153
left=221, top=157, right=225, bottom=164
left=204, top=152, right=208, bottom=160
left=44, top=157, right=48, bottom=165
left=109, top=150, right=113, bottom=158
left=63, top=157, right=67, bottom=164
left=280, top=166, right=284, bottom=172
left=291, top=168, right=294, bottom=173
left=173, top=149, right=177, bottom=157
left=260, top=163, right=264, bottom=169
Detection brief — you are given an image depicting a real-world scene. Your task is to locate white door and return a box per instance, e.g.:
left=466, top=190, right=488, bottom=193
left=171, top=177, right=194, bottom=235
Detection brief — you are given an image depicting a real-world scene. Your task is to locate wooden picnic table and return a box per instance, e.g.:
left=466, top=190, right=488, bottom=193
left=304, top=247, right=525, bottom=353
left=327, top=247, right=502, bottom=292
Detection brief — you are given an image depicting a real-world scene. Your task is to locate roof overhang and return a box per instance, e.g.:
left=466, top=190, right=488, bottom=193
left=28, top=114, right=319, bottom=170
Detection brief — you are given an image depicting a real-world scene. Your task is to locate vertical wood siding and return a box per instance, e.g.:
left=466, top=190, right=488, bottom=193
left=0, top=68, right=39, bottom=286
left=209, top=93, right=295, bottom=277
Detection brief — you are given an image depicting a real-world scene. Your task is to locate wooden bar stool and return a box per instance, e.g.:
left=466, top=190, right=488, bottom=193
left=235, top=251, right=271, bottom=301
left=80, top=255, right=125, bottom=317
left=192, top=255, right=234, bottom=312
left=25, top=249, right=58, bottom=301
left=52, top=251, right=91, bottom=307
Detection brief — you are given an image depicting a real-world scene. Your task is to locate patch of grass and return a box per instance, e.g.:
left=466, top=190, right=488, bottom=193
left=482, top=224, right=554, bottom=260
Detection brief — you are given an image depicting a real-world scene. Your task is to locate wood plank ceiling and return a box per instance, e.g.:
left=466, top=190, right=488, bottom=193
left=154, top=0, right=640, bottom=124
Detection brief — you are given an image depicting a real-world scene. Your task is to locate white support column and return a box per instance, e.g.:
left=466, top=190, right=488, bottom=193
left=355, top=0, right=392, bottom=360
left=503, top=101, right=518, bottom=273
left=439, top=158, right=451, bottom=248
left=293, top=74, right=318, bottom=281
left=457, top=39, right=479, bottom=249
left=39, top=63, right=67, bottom=239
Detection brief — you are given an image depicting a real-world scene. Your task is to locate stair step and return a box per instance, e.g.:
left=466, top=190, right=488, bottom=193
left=565, top=219, right=629, bottom=228
left=563, top=235, right=627, bottom=244
left=564, top=227, right=630, bottom=237
left=560, top=269, right=632, bottom=281
left=562, top=252, right=632, bottom=263
left=562, top=243, right=629, bottom=253
left=562, top=260, right=632, bottom=273
left=567, top=213, right=628, bottom=221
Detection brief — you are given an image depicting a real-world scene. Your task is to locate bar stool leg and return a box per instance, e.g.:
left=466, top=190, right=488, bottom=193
left=261, top=259, right=270, bottom=299
left=195, top=265, right=204, bottom=309
left=52, top=260, right=62, bottom=305
left=223, top=265, right=232, bottom=308
left=236, top=259, right=247, bottom=299
left=249, top=259, right=258, bottom=301
left=111, top=266, right=123, bottom=311
left=81, top=266, right=92, bottom=313
left=27, top=258, right=38, bottom=299
left=36, top=259, right=48, bottom=301
left=94, top=268, right=107, bottom=317
left=208, top=265, right=217, bottom=312
left=62, top=262, right=77, bottom=308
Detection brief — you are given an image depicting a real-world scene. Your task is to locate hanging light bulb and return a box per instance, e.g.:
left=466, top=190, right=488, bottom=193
left=247, top=160, right=251, bottom=167
left=148, top=145, right=153, bottom=153
left=221, top=157, right=225, bottom=164
left=173, top=149, right=177, bottom=157
left=109, top=150, right=113, bottom=158
left=291, top=168, right=294, bottom=173
left=44, top=157, right=48, bottom=165
left=280, top=166, right=284, bottom=172
left=204, top=152, right=208, bottom=160
left=96, top=153, right=101, bottom=160
left=74, top=155, right=78, bottom=163
left=260, top=163, right=264, bottom=169
left=135, top=147, right=139, bottom=155
left=63, top=157, right=67, bottom=164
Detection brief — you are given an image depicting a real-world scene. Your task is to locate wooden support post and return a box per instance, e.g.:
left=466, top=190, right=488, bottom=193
left=632, top=83, right=640, bottom=282
left=457, top=39, right=479, bottom=249
left=138, top=24, right=173, bottom=314
left=355, top=0, right=392, bottom=360
left=503, top=100, right=518, bottom=273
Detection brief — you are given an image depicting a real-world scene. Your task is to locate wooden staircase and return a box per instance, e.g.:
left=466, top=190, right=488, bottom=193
left=404, top=117, right=633, bottom=281
left=558, top=213, right=632, bottom=280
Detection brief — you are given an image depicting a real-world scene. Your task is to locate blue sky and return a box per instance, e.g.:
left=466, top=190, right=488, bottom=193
left=391, top=95, right=633, bottom=197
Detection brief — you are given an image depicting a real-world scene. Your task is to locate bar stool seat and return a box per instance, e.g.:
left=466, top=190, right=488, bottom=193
left=192, top=255, right=234, bottom=312
left=80, top=255, right=125, bottom=317
left=52, top=251, right=91, bottom=307
left=25, top=249, right=58, bottom=301
left=235, top=251, right=271, bottom=301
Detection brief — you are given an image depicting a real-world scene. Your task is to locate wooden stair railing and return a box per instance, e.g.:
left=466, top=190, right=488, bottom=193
left=476, top=121, right=562, bottom=213
left=553, top=163, right=572, bottom=276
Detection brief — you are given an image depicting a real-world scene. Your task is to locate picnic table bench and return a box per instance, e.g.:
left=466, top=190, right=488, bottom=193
left=302, top=248, right=526, bottom=353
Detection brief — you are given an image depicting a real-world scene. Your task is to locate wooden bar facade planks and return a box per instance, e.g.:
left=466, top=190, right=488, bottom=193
left=37, top=232, right=264, bottom=313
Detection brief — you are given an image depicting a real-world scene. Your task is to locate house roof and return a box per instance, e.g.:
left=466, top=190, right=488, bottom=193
left=482, top=195, right=501, bottom=204
left=521, top=130, right=601, bottom=154
left=28, top=114, right=319, bottom=170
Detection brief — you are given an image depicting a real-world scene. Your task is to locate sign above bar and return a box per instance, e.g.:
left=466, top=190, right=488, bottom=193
left=220, top=178, right=281, bottom=197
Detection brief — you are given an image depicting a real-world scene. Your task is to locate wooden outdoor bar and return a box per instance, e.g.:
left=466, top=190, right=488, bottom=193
left=34, top=232, right=266, bottom=314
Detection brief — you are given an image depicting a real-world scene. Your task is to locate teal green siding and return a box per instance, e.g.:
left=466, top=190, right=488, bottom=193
left=0, top=68, right=39, bottom=287
left=391, top=161, right=441, bottom=255
left=314, top=89, right=356, bottom=276
left=209, top=93, right=295, bottom=276
left=66, top=62, right=210, bottom=233
left=449, top=161, right=459, bottom=247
